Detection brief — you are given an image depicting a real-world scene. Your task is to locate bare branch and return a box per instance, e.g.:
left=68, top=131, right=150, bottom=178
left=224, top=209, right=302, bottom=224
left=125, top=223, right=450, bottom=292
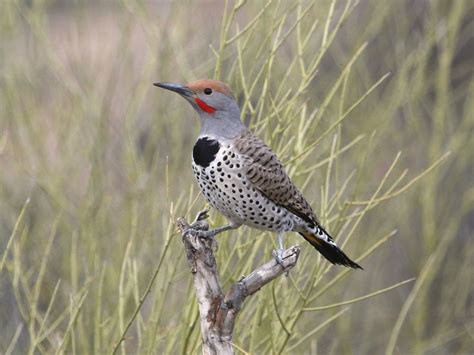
left=177, top=215, right=300, bottom=355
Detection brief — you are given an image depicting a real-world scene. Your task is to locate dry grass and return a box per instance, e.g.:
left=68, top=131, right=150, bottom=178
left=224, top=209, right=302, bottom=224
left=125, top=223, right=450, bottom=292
left=0, top=0, right=473, bottom=354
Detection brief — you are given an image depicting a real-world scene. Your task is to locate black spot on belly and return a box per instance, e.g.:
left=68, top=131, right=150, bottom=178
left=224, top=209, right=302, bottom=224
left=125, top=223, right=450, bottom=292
left=193, top=137, right=220, bottom=168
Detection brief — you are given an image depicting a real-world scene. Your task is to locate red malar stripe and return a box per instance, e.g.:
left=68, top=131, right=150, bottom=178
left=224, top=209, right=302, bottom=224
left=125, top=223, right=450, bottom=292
left=194, top=98, right=216, bottom=113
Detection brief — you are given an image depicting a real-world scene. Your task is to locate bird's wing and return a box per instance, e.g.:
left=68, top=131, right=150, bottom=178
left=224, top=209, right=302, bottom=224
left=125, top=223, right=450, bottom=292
left=234, top=130, right=318, bottom=225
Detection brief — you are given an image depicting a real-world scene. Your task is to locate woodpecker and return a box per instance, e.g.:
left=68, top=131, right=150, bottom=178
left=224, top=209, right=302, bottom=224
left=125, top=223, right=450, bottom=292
left=154, top=79, right=361, bottom=269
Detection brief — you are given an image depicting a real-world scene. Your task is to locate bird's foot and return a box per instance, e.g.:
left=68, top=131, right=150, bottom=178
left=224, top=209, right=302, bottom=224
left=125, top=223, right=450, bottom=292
left=197, top=229, right=216, bottom=238
left=187, top=209, right=210, bottom=234
left=183, top=226, right=220, bottom=239
left=272, top=248, right=285, bottom=266
left=272, top=248, right=291, bottom=276
left=192, top=208, right=210, bottom=224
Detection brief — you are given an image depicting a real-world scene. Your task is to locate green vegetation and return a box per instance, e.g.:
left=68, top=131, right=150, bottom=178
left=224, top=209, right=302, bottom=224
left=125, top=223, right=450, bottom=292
left=1, top=0, right=472, bottom=353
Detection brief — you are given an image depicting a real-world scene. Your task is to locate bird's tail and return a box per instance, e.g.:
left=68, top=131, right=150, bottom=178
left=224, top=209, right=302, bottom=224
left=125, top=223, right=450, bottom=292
left=299, top=225, right=362, bottom=269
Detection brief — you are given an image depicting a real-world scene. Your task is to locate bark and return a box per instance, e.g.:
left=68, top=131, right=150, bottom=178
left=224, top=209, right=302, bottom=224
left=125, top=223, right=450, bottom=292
left=177, top=213, right=300, bottom=355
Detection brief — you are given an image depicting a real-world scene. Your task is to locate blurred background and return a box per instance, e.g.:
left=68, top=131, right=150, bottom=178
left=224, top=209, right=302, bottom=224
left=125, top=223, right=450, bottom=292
left=0, top=0, right=473, bottom=354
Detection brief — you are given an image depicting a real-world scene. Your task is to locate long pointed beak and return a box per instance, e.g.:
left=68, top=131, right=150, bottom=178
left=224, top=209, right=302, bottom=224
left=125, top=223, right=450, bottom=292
left=153, top=82, right=193, bottom=97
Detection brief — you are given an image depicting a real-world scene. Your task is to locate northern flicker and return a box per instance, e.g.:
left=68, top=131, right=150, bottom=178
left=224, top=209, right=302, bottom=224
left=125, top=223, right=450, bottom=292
left=154, top=79, right=361, bottom=269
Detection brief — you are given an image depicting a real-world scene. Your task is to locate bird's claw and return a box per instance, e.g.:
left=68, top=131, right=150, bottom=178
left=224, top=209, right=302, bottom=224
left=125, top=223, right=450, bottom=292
left=193, top=209, right=210, bottom=224
left=189, top=210, right=210, bottom=232
left=182, top=228, right=196, bottom=240
left=272, top=248, right=285, bottom=266
left=183, top=226, right=214, bottom=240
left=272, top=248, right=290, bottom=276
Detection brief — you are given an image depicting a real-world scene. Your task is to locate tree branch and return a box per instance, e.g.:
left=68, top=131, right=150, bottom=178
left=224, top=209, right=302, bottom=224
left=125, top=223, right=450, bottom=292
left=177, top=213, right=300, bottom=355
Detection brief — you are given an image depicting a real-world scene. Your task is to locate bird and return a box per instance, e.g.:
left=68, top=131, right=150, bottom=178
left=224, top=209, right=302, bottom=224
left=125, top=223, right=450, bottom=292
left=154, top=79, right=362, bottom=269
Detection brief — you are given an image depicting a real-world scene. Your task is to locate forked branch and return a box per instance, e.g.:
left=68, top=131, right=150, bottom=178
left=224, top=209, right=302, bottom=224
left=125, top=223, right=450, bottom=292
left=177, top=212, right=300, bottom=355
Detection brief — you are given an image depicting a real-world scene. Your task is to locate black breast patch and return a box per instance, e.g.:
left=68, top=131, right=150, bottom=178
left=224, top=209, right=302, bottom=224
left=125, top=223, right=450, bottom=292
left=193, top=137, right=221, bottom=168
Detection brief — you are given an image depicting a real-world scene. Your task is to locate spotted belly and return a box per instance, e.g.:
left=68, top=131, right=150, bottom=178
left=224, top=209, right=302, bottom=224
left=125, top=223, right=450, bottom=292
left=192, top=141, right=300, bottom=232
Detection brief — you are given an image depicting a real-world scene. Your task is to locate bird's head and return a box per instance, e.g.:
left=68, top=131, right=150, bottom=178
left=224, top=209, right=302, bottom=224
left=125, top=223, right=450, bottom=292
left=154, top=79, right=245, bottom=139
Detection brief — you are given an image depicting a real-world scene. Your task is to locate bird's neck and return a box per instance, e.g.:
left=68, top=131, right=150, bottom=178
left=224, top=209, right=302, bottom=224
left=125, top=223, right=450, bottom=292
left=198, top=108, right=246, bottom=141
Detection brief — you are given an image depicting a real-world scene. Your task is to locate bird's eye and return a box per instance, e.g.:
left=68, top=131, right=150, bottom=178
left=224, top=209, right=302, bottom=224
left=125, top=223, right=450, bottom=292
left=204, top=88, right=213, bottom=95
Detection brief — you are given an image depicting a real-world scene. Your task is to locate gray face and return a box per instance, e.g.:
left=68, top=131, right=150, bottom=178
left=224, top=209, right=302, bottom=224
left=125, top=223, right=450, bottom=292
left=154, top=82, right=247, bottom=140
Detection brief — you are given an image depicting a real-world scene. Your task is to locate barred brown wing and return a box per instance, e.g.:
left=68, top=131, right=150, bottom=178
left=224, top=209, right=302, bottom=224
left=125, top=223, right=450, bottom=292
left=234, top=131, right=318, bottom=226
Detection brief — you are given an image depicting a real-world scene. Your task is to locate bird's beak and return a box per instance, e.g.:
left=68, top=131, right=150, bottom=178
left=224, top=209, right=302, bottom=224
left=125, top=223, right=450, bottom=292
left=153, top=82, right=194, bottom=98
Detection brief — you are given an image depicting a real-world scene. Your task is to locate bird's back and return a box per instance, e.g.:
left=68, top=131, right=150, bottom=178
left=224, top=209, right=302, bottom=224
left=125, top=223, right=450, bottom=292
left=233, top=130, right=319, bottom=226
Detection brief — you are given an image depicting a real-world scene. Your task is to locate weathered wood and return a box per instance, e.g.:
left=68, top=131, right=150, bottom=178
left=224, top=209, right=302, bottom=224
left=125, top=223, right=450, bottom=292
left=177, top=212, right=300, bottom=355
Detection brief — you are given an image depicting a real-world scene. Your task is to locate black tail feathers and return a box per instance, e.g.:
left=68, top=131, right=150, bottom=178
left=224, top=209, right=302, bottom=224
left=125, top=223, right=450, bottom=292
left=300, top=227, right=362, bottom=269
